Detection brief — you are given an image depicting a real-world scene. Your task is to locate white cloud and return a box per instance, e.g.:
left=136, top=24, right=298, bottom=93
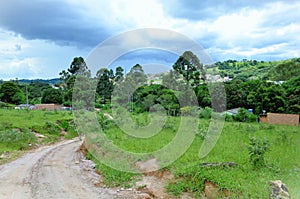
left=1, top=0, right=300, bottom=79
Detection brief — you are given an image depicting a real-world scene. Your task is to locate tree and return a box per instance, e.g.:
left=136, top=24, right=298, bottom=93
left=68, top=57, right=90, bottom=77
left=59, top=57, right=91, bottom=106
left=162, top=70, right=180, bottom=90
left=283, top=75, right=300, bottom=114
left=27, top=81, right=52, bottom=104
left=127, top=64, right=147, bottom=86
left=173, top=51, right=206, bottom=87
left=195, top=84, right=211, bottom=108
left=0, top=81, right=24, bottom=104
left=41, top=88, right=63, bottom=104
left=96, top=68, right=114, bottom=104
left=112, top=64, right=147, bottom=108
left=132, top=84, right=180, bottom=115
left=12, top=92, right=26, bottom=105
left=225, top=79, right=247, bottom=109
left=269, top=59, right=300, bottom=81
left=115, top=66, right=124, bottom=82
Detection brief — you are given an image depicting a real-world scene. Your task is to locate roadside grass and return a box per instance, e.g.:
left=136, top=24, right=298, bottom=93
left=0, top=108, right=73, bottom=129
left=89, top=111, right=300, bottom=198
left=0, top=108, right=77, bottom=162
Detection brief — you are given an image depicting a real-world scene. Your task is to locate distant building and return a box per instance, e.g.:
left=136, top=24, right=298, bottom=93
left=33, top=104, right=62, bottom=111
left=260, top=113, right=299, bottom=126
left=223, top=76, right=233, bottom=82
left=225, top=108, right=240, bottom=115
left=15, top=104, right=34, bottom=110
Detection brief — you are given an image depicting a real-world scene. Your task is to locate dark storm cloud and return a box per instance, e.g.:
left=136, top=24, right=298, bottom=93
left=0, top=0, right=109, bottom=48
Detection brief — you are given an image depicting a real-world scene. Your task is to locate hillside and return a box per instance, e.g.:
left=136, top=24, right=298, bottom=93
left=207, top=58, right=300, bottom=81
left=17, top=78, right=61, bottom=85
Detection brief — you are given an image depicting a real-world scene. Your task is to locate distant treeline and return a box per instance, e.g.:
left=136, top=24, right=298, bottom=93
left=0, top=52, right=299, bottom=115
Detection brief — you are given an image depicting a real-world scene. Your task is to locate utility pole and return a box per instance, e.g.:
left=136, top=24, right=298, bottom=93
left=26, top=85, right=29, bottom=106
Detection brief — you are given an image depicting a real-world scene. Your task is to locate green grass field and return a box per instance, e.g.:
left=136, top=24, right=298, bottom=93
left=86, top=111, right=300, bottom=198
left=1, top=108, right=299, bottom=197
left=0, top=109, right=77, bottom=158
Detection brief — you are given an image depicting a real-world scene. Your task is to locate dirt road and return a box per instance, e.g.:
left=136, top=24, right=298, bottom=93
left=0, top=138, right=121, bottom=199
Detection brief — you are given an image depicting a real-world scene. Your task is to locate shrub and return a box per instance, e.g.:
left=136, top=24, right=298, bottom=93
left=32, top=121, right=61, bottom=135
left=0, top=129, right=36, bottom=150
left=248, top=137, right=269, bottom=168
left=199, top=107, right=212, bottom=119
left=225, top=113, right=233, bottom=122
left=234, top=108, right=257, bottom=122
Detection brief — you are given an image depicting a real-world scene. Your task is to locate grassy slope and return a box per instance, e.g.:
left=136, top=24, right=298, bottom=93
left=0, top=109, right=76, bottom=157
left=207, top=60, right=284, bottom=80
left=0, top=109, right=73, bottom=129
left=90, top=112, right=300, bottom=198
left=171, top=121, right=300, bottom=198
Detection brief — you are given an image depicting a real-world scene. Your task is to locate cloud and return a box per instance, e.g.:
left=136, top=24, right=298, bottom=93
left=0, top=0, right=110, bottom=48
left=0, top=0, right=300, bottom=80
left=161, top=0, right=300, bottom=21
left=0, top=29, right=88, bottom=80
left=107, top=49, right=178, bottom=72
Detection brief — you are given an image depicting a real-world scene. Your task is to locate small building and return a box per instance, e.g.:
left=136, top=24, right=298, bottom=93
left=15, top=104, right=34, bottom=110
left=225, top=108, right=240, bottom=115
left=260, top=113, right=299, bottom=126
left=33, top=104, right=62, bottom=111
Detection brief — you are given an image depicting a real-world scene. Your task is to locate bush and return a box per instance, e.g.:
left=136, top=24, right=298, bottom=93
left=32, top=121, right=61, bottom=135
left=225, top=113, right=233, bottom=122
left=199, top=107, right=212, bottom=119
left=234, top=108, right=257, bottom=122
left=248, top=137, right=269, bottom=168
left=180, top=106, right=199, bottom=117
left=0, top=129, right=36, bottom=150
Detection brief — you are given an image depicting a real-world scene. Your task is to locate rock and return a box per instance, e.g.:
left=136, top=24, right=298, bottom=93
left=204, top=180, right=231, bottom=199
left=204, top=181, right=219, bottom=199
left=34, top=132, right=45, bottom=138
left=269, top=180, right=290, bottom=199
left=200, top=162, right=238, bottom=168
left=136, top=158, right=159, bottom=173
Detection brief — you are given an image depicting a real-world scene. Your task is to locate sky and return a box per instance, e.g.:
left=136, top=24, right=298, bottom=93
left=0, top=0, right=300, bottom=80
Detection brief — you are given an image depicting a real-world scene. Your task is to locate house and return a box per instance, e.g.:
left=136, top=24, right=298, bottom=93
left=15, top=104, right=34, bottom=110
left=260, top=113, right=299, bottom=126
left=33, top=104, right=62, bottom=111
left=225, top=108, right=240, bottom=115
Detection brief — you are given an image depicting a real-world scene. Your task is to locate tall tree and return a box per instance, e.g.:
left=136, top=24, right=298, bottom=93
left=68, top=57, right=90, bottom=76
left=173, top=51, right=206, bottom=87
left=115, top=66, right=124, bottom=82
left=113, top=64, right=147, bottom=107
left=59, top=57, right=91, bottom=106
left=127, top=64, right=147, bottom=86
left=96, top=68, right=114, bottom=104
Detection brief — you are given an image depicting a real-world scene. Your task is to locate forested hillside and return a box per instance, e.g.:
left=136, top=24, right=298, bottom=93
left=209, top=58, right=300, bottom=81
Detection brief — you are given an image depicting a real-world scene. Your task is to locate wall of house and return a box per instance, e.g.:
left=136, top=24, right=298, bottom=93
left=264, top=113, right=299, bottom=126
left=33, top=104, right=62, bottom=111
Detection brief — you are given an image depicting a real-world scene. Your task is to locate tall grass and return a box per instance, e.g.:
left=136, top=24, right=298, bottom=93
left=92, top=111, right=300, bottom=197
left=0, top=109, right=77, bottom=155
